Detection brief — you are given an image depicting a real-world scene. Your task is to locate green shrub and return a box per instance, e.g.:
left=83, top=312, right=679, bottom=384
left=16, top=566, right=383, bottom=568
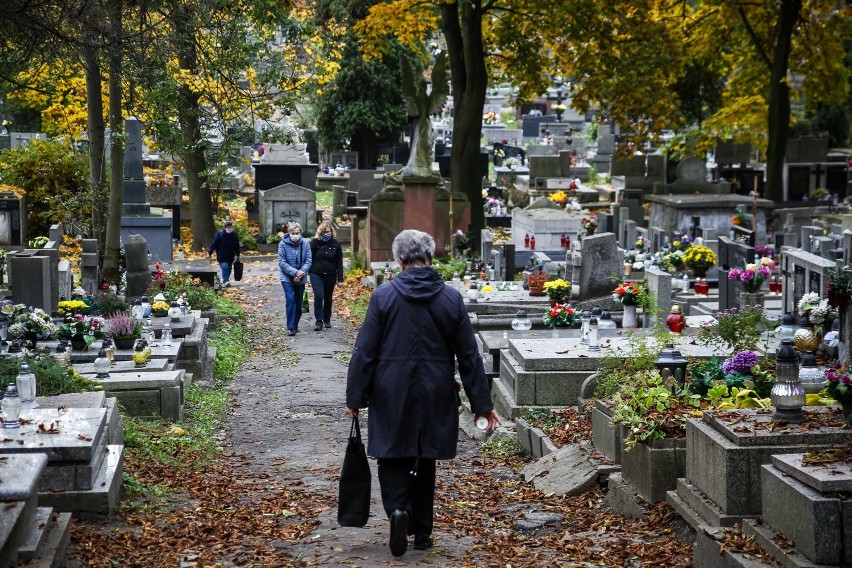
left=0, top=139, right=91, bottom=237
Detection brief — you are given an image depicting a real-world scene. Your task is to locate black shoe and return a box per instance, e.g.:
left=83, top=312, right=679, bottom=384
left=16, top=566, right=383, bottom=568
left=389, top=509, right=409, bottom=557
left=324, top=322, right=331, bottom=329
left=287, top=329, right=296, bottom=336
left=314, top=323, right=323, bottom=331
left=413, top=534, right=432, bottom=550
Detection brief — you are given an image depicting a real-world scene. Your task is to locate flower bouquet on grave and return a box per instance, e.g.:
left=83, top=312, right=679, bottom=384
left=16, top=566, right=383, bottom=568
left=482, top=111, right=498, bottom=125
left=7, top=305, right=57, bottom=340
left=105, top=311, right=142, bottom=348
left=612, top=280, right=649, bottom=307
left=151, top=301, right=170, bottom=318
left=452, top=230, right=469, bottom=257
left=682, top=245, right=717, bottom=276
left=580, top=216, right=598, bottom=232
left=542, top=303, right=580, bottom=328
left=493, top=148, right=506, bottom=165
left=671, top=235, right=693, bottom=252
left=635, top=235, right=646, bottom=252
left=549, top=190, right=569, bottom=207
left=797, top=292, right=836, bottom=327
left=543, top=279, right=571, bottom=302
left=58, top=313, right=105, bottom=349
left=728, top=258, right=774, bottom=293
left=826, top=266, right=852, bottom=309
left=824, top=364, right=852, bottom=425
left=503, top=157, right=521, bottom=169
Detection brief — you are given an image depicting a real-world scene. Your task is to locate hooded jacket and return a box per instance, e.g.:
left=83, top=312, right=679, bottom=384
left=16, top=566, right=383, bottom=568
left=208, top=229, right=241, bottom=264
left=277, top=233, right=312, bottom=281
left=346, top=266, right=492, bottom=460
left=309, top=236, right=344, bottom=281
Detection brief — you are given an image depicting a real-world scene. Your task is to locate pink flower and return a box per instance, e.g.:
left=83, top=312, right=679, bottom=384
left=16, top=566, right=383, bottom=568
left=728, top=268, right=743, bottom=279
left=758, top=265, right=772, bottom=278
left=739, top=270, right=755, bottom=282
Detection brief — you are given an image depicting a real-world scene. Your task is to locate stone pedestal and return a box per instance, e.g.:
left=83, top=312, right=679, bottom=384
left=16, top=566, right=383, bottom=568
left=124, top=234, right=152, bottom=298
left=401, top=178, right=439, bottom=241
left=666, top=408, right=852, bottom=531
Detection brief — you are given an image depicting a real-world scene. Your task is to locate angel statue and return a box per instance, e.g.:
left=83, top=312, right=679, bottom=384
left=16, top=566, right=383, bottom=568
left=400, top=53, right=448, bottom=179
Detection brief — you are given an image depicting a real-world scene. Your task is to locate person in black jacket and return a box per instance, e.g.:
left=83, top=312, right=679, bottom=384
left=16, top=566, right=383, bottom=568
left=346, top=229, right=500, bottom=557
left=208, top=220, right=241, bottom=287
left=308, top=221, right=344, bottom=332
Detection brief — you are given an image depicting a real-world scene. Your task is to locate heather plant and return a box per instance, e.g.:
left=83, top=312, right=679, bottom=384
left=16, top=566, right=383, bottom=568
left=697, top=304, right=775, bottom=353
left=105, top=311, right=142, bottom=338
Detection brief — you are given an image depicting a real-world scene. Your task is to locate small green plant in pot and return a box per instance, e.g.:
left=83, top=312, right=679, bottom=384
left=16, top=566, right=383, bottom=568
left=697, top=304, right=775, bottom=353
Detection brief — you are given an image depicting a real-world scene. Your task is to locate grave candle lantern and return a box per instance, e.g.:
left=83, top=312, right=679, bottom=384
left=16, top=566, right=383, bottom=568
left=580, top=310, right=592, bottom=345
left=93, top=349, right=111, bottom=379
left=466, top=281, right=480, bottom=303
left=168, top=301, right=182, bottom=321
left=1, top=382, right=21, bottom=428
left=654, top=344, right=688, bottom=390
left=778, top=312, right=797, bottom=344
left=162, top=323, right=173, bottom=346
left=771, top=340, right=805, bottom=423
left=665, top=305, right=686, bottom=334
left=511, top=310, right=532, bottom=331
left=598, top=310, right=618, bottom=333
left=103, top=338, right=115, bottom=364
left=588, top=317, right=600, bottom=351
left=131, top=299, right=144, bottom=321
left=15, top=363, right=38, bottom=410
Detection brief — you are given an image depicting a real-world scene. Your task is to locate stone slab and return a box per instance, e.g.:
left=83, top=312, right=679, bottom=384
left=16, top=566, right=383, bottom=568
left=621, top=436, right=686, bottom=503
left=508, top=336, right=718, bottom=372
left=34, top=391, right=106, bottom=410
left=0, top=501, right=21, bottom=568
left=521, top=443, right=601, bottom=496
left=668, top=478, right=748, bottom=530
left=693, top=526, right=776, bottom=568
left=702, top=408, right=851, bottom=447
left=74, top=358, right=171, bottom=374
left=0, top=453, right=48, bottom=501
left=39, top=444, right=123, bottom=517
left=82, top=370, right=183, bottom=390
left=108, top=389, right=160, bottom=417
left=18, top=506, right=52, bottom=560
left=760, top=464, right=843, bottom=564
left=605, top=472, right=645, bottom=520
left=770, top=453, right=852, bottom=493
left=685, top=414, right=851, bottom=517
left=589, top=401, right=623, bottom=464
left=30, top=511, right=73, bottom=568
left=499, top=349, right=590, bottom=406
left=740, top=519, right=823, bottom=568
left=0, top=408, right=106, bottom=463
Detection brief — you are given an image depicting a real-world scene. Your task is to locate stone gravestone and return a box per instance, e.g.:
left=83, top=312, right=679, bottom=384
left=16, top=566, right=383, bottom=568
left=645, top=268, right=673, bottom=328
left=80, top=239, right=99, bottom=295
left=717, top=237, right=754, bottom=310
left=8, top=253, right=51, bottom=311
left=124, top=234, right=152, bottom=298
left=257, top=183, right=317, bottom=238
left=480, top=229, right=493, bottom=267
left=781, top=249, right=835, bottom=316
left=578, top=233, right=621, bottom=298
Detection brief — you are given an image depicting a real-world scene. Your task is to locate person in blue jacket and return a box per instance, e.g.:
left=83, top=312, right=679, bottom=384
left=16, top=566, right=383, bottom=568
left=278, top=222, right=312, bottom=336
left=208, top=220, right=241, bottom=287
left=346, top=229, right=500, bottom=557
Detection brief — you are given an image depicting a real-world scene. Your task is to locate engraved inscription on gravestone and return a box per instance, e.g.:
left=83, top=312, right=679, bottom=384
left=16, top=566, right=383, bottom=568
left=809, top=271, right=821, bottom=295
left=794, top=265, right=806, bottom=309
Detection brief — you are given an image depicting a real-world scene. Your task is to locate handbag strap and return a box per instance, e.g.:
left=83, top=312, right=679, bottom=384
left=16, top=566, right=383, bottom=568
left=349, top=416, right=361, bottom=441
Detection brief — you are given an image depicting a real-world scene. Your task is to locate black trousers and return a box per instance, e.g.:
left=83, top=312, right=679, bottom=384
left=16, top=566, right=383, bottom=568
left=377, top=457, right=436, bottom=536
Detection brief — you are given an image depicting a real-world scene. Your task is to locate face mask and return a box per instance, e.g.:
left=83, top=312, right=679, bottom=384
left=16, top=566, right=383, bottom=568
left=225, top=228, right=233, bottom=233
left=290, top=234, right=301, bottom=243
left=321, top=233, right=332, bottom=242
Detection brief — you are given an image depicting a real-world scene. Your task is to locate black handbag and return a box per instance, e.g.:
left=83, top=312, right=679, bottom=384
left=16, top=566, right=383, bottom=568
left=233, top=259, right=243, bottom=281
left=337, top=416, right=371, bottom=527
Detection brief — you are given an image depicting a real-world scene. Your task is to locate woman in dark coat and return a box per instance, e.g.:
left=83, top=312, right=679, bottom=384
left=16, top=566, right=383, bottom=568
left=346, top=229, right=499, bottom=557
left=308, top=221, right=344, bottom=331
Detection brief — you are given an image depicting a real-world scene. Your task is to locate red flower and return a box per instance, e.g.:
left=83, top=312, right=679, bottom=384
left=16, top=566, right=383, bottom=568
left=550, top=308, right=559, bottom=317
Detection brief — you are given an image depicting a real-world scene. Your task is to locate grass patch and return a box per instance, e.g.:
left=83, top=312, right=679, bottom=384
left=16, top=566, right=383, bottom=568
left=480, top=436, right=523, bottom=460
left=211, top=318, right=248, bottom=384
left=122, top=384, right=228, bottom=468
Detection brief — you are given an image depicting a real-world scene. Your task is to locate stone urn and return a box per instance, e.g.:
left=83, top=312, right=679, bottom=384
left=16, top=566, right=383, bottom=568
left=622, top=304, right=639, bottom=329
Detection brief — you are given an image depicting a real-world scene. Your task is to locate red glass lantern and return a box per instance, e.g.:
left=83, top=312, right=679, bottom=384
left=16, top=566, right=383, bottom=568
left=530, top=235, right=536, bottom=250
left=666, top=305, right=686, bottom=334
left=694, top=278, right=709, bottom=296
left=524, top=234, right=530, bottom=248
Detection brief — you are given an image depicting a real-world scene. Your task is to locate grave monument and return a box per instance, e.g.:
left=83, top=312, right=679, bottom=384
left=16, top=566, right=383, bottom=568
left=120, top=118, right=174, bottom=261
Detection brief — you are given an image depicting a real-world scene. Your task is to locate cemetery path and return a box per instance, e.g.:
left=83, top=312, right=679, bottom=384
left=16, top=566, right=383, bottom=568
left=66, top=258, right=694, bottom=567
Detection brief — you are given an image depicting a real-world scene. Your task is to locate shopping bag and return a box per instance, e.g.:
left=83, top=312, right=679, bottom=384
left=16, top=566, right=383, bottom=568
left=302, top=289, right=310, bottom=313
left=337, top=416, right=371, bottom=527
left=233, top=259, right=244, bottom=281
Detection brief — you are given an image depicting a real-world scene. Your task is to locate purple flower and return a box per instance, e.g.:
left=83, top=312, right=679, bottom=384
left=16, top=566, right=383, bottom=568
left=842, top=375, right=852, bottom=385
left=739, top=270, right=755, bottom=282
left=728, top=268, right=743, bottom=280
left=722, top=350, right=759, bottom=374
left=757, top=265, right=772, bottom=278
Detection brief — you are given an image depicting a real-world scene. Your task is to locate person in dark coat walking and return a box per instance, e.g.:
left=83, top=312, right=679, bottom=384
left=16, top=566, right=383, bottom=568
left=278, top=222, right=312, bottom=336
left=346, top=229, right=500, bottom=557
left=208, top=220, right=241, bottom=287
left=309, top=221, right=344, bottom=331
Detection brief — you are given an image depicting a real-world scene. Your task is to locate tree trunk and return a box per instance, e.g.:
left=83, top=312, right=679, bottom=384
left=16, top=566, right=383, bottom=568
left=442, top=0, right=487, bottom=252
left=102, top=0, right=124, bottom=285
left=84, top=47, right=106, bottom=250
left=174, top=12, right=214, bottom=251
left=764, top=0, right=801, bottom=203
